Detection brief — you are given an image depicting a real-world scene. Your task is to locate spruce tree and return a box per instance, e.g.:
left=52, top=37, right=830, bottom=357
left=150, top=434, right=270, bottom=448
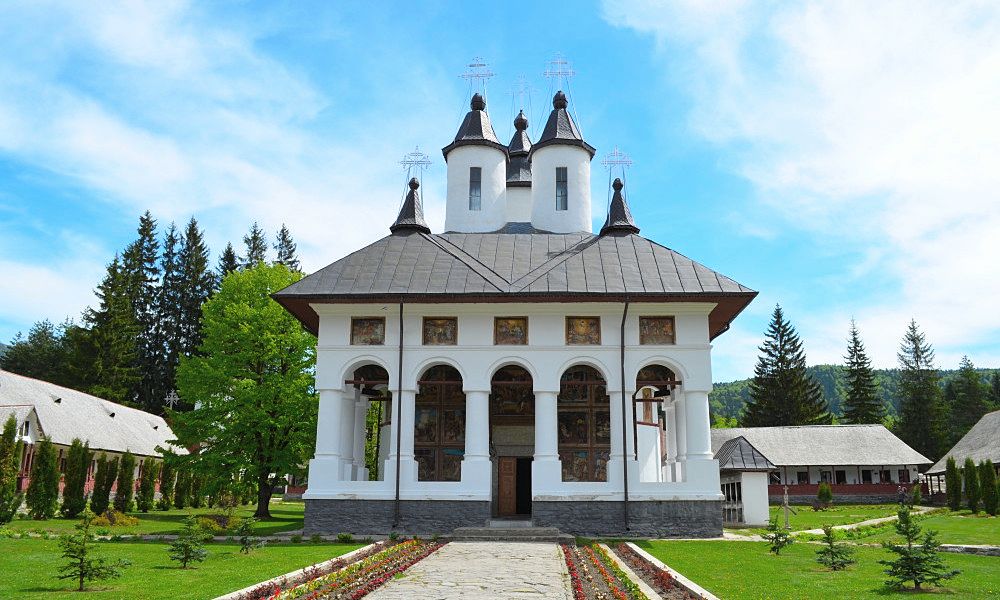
left=121, top=212, right=160, bottom=411
left=950, top=356, right=989, bottom=444
left=217, top=242, right=240, bottom=282
left=896, top=320, right=947, bottom=461
left=84, top=256, right=140, bottom=406
left=0, top=415, right=23, bottom=524
left=242, top=222, right=268, bottom=267
left=113, top=451, right=136, bottom=513
left=816, top=524, right=855, bottom=571
left=879, top=508, right=959, bottom=590
left=58, top=509, right=130, bottom=591
left=274, top=224, right=300, bottom=271
left=90, top=455, right=118, bottom=516
left=990, top=371, right=1000, bottom=408
left=963, top=457, right=980, bottom=514
left=743, top=305, right=829, bottom=426
left=944, top=457, right=962, bottom=511
left=168, top=515, right=209, bottom=568
left=154, top=224, right=184, bottom=412
left=157, top=461, right=175, bottom=511
left=179, top=218, right=214, bottom=359
left=979, top=460, right=997, bottom=516
left=60, top=439, right=91, bottom=518
left=26, top=436, right=59, bottom=519
left=0, top=320, right=69, bottom=384
left=842, top=320, right=883, bottom=424
left=137, top=460, right=159, bottom=513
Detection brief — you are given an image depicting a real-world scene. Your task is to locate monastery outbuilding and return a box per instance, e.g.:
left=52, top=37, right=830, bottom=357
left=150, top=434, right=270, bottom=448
left=274, top=91, right=757, bottom=537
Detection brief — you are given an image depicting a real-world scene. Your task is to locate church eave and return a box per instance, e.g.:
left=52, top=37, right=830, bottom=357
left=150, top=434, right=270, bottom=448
left=441, top=138, right=509, bottom=159
left=528, top=137, right=596, bottom=159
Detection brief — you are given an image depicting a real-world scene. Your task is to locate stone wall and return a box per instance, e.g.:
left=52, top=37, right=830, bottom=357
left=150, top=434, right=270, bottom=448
left=533, top=500, right=722, bottom=538
left=304, top=499, right=490, bottom=536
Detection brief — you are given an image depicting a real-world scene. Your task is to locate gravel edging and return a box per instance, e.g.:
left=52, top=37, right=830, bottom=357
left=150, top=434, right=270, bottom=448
left=598, top=543, right=661, bottom=600
left=212, top=541, right=385, bottom=600
left=625, top=542, right=720, bottom=600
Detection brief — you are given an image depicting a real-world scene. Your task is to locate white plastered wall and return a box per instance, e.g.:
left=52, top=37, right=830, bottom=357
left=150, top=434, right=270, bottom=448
left=529, top=145, right=592, bottom=233
left=444, top=145, right=507, bottom=233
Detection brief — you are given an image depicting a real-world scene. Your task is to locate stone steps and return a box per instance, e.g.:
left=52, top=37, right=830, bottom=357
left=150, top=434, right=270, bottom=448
left=447, top=525, right=575, bottom=543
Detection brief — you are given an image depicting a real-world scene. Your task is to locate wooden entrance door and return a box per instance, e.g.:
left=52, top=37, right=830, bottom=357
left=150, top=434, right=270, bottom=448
left=498, top=457, right=517, bottom=516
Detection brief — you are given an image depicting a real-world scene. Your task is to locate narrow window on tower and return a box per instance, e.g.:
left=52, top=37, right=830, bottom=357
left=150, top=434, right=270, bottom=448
left=469, top=167, right=482, bottom=211
left=555, top=167, right=568, bottom=211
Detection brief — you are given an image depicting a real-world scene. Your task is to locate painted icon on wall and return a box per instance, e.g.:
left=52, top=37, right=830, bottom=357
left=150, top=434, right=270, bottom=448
left=351, top=317, right=385, bottom=345
left=494, top=317, right=528, bottom=345
left=565, top=316, right=601, bottom=345
left=441, top=409, right=465, bottom=443
left=560, top=450, right=591, bottom=482
left=558, top=411, right=589, bottom=445
left=423, top=317, right=458, bottom=345
left=639, top=316, right=676, bottom=345
left=415, top=448, right=436, bottom=481
left=414, top=407, right=438, bottom=443
left=440, top=449, right=463, bottom=482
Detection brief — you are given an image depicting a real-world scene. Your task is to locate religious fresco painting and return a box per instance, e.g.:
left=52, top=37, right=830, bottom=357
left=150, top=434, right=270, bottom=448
left=494, top=317, right=528, bottom=345
left=414, top=365, right=465, bottom=482
left=639, top=316, right=676, bottom=345
left=557, top=366, right=611, bottom=482
left=414, top=407, right=439, bottom=444
left=565, top=316, right=601, bottom=345
left=423, top=317, right=458, bottom=345
left=351, top=317, right=385, bottom=345
left=441, top=409, right=465, bottom=444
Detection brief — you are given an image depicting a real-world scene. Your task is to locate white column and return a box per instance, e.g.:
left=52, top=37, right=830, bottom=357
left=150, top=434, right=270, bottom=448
left=352, top=397, right=369, bottom=480
left=307, top=388, right=346, bottom=492
left=339, top=388, right=358, bottom=480
left=664, top=402, right=678, bottom=481
left=684, top=391, right=713, bottom=460
left=383, top=389, right=418, bottom=484
left=609, top=391, right=625, bottom=461
left=532, top=390, right=562, bottom=491
left=461, top=390, right=491, bottom=491
left=673, top=395, right=688, bottom=482
left=608, top=390, right=639, bottom=488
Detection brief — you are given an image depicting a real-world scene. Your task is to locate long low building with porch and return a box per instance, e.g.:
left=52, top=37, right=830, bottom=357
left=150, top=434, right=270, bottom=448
left=711, top=424, right=931, bottom=504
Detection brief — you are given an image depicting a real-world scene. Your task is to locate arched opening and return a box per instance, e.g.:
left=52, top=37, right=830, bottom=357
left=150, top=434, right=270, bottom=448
left=490, top=365, right=534, bottom=516
left=352, top=365, right=391, bottom=482
left=636, top=364, right=679, bottom=482
left=414, top=365, right=465, bottom=482
left=558, top=365, right=611, bottom=482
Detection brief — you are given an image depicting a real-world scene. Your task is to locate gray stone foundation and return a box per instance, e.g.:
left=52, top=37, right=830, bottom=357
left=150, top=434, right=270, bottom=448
left=532, top=500, right=722, bottom=538
left=304, top=499, right=490, bottom=536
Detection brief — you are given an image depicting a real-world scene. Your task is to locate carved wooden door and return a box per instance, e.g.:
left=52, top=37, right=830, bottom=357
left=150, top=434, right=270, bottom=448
left=498, top=457, right=517, bottom=516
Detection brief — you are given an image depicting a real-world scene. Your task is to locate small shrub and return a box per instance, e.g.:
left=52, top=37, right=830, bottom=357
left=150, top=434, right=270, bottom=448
left=290, top=534, right=302, bottom=544
left=235, top=517, right=264, bottom=554
left=93, top=509, right=138, bottom=528
left=879, top=508, right=959, bottom=590
left=197, top=517, right=224, bottom=534
left=763, top=518, right=794, bottom=555
left=168, top=515, right=209, bottom=569
left=311, top=534, right=323, bottom=543
left=388, top=531, right=399, bottom=541
left=336, top=532, right=353, bottom=543
left=816, top=524, right=855, bottom=571
left=910, top=484, right=922, bottom=507
left=816, top=482, right=833, bottom=509
left=57, top=508, right=130, bottom=591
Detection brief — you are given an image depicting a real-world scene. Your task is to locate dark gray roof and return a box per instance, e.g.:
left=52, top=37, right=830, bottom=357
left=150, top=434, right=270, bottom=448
left=715, top=436, right=776, bottom=472
left=507, top=110, right=532, bottom=186
left=600, top=179, right=639, bottom=235
left=531, top=91, right=596, bottom=158
left=928, top=409, right=1000, bottom=474
left=390, top=178, right=430, bottom=234
left=442, top=93, right=505, bottom=158
left=274, top=230, right=756, bottom=338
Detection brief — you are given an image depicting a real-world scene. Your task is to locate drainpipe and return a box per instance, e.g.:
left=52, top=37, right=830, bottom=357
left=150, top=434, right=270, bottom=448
left=393, top=299, right=404, bottom=528
left=620, top=298, right=630, bottom=531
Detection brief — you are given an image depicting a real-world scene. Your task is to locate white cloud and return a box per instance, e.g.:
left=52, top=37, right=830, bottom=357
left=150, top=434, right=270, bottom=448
left=604, top=0, right=1000, bottom=372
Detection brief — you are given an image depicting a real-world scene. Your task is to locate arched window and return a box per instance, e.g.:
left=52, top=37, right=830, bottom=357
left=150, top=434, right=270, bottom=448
left=558, top=366, right=610, bottom=482
left=414, top=365, right=465, bottom=481
left=353, top=365, right=390, bottom=482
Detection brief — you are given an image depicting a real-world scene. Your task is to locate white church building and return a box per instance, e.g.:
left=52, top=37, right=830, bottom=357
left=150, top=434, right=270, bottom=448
left=274, top=90, right=757, bottom=537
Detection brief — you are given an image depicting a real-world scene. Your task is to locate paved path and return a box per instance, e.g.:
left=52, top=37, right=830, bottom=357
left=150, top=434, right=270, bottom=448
left=366, top=541, right=573, bottom=600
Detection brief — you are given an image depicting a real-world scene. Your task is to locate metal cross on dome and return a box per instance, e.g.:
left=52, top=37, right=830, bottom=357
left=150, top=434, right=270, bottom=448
left=459, top=56, right=495, bottom=95
left=543, top=53, right=576, bottom=88
left=399, top=146, right=432, bottom=182
left=602, top=146, right=633, bottom=172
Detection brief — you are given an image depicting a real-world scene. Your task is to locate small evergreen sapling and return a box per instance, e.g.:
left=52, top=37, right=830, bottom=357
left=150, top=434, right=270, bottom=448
left=26, top=436, right=60, bottom=520
left=963, top=457, right=980, bottom=514
left=816, top=524, right=855, bottom=571
left=879, top=508, right=959, bottom=590
left=817, top=482, right=834, bottom=509
left=58, top=508, right=130, bottom=591
left=137, top=461, right=159, bottom=513
left=979, top=460, right=998, bottom=516
left=113, top=450, right=136, bottom=513
left=910, top=483, right=922, bottom=508
left=763, top=517, right=794, bottom=555
left=944, top=457, right=962, bottom=511
left=0, top=415, right=24, bottom=524
left=235, top=516, right=265, bottom=554
left=168, top=515, right=210, bottom=568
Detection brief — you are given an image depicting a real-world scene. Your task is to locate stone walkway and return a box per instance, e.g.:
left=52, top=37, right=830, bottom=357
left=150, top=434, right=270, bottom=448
left=366, top=541, right=573, bottom=600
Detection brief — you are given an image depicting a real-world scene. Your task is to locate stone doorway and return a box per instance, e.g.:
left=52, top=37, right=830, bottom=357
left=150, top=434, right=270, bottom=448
left=489, top=365, right=534, bottom=517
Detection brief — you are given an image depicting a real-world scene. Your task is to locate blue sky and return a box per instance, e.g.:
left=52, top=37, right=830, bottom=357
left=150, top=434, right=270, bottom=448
left=1, top=1, right=998, bottom=382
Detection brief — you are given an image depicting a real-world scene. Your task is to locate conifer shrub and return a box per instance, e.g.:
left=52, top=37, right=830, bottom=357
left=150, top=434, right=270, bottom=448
left=816, top=524, right=855, bottom=571
left=173, top=470, right=190, bottom=510
left=945, top=457, right=962, bottom=511
left=60, top=439, right=91, bottom=519
left=90, top=455, right=118, bottom=516
left=963, top=458, right=980, bottom=514
left=168, top=515, right=209, bottom=568
left=817, top=482, right=834, bottom=508
left=235, top=516, right=264, bottom=554
left=189, top=475, right=203, bottom=508
left=113, top=451, right=136, bottom=513
left=0, top=415, right=24, bottom=524
left=157, top=461, right=175, bottom=511
left=879, top=508, right=959, bottom=590
left=58, top=509, right=130, bottom=591
left=137, top=460, right=158, bottom=513
left=978, top=460, right=997, bottom=516
left=763, top=518, right=794, bottom=555
left=26, top=436, right=60, bottom=520
left=910, top=483, right=922, bottom=508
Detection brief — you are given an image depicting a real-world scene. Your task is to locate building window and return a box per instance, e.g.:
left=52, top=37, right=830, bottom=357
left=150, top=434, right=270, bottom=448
left=898, top=469, right=911, bottom=483
left=469, top=167, right=481, bottom=211
left=797, top=471, right=809, bottom=484
left=862, top=469, right=873, bottom=484
left=835, top=470, right=847, bottom=484
left=880, top=470, right=892, bottom=483
left=351, top=317, right=385, bottom=345
left=555, top=167, right=568, bottom=211
left=558, top=366, right=610, bottom=482
left=20, top=420, right=29, bottom=437
left=821, top=471, right=832, bottom=483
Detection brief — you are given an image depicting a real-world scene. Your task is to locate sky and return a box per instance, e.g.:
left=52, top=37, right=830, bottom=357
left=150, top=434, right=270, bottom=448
left=1, top=0, right=998, bottom=382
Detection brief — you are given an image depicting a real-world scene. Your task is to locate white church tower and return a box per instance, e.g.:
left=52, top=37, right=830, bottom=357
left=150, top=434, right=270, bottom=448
left=443, top=93, right=508, bottom=233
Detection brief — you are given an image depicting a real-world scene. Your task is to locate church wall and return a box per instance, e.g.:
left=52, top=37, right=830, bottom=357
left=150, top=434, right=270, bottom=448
left=529, top=146, right=592, bottom=233
left=505, top=185, right=532, bottom=222
left=443, top=145, right=507, bottom=233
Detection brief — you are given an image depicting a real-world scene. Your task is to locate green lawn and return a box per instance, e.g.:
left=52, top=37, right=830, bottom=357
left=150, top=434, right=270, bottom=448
left=851, top=511, right=1000, bottom=546
left=637, top=540, right=1000, bottom=599
left=740, top=504, right=902, bottom=534
left=4, top=500, right=305, bottom=536
left=0, top=537, right=363, bottom=599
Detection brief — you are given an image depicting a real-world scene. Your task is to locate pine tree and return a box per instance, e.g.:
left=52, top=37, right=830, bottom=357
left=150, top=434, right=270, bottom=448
left=155, top=223, right=185, bottom=413
left=879, top=508, right=959, bottom=590
left=113, top=451, right=136, bottom=513
left=950, top=356, right=989, bottom=445
left=60, top=439, right=91, bottom=518
left=816, top=524, right=855, bottom=571
left=990, top=371, right=1000, bottom=408
left=90, top=455, right=118, bottom=516
left=217, top=242, right=240, bottom=282
left=58, top=509, right=130, bottom=591
left=842, top=320, right=883, bottom=424
left=978, top=460, right=997, bottom=516
left=178, top=218, right=214, bottom=360
left=896, top=320, right=947, bottom=461
left=963, top=457, right=980, bottom=514
left=121, top=212, right=160, bottom=411
left=168, top=515, right=209, bottom=568
left=944, top=457, right=962, bottom=511
left=137, top=460, right=159, bottom=513
left=743, top=305, right=829, bottom=426
left=242, top=222, right=267, bottom=268
left=273, top=224, right=300, bottom=271
left=26, top=436, right=59, bottom=519
left=157, top=460, right=175, bottom=511
left=0, top=415, right=23, bottom=524
left=0, top=320, right=69, bottom=384
left=84, top=256, right=140, bottom=406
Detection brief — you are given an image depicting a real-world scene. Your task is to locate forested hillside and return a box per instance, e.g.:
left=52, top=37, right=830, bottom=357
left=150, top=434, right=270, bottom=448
left=710, top=365, right=995, bottom=425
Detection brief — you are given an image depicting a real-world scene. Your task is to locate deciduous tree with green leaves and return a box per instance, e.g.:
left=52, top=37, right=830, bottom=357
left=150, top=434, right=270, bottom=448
left=945, top=457, right=962, bottom=511
left=0, top=415, right=24, bottom=524
left=743, top=305, right=829, bottom=426
left=113, top=450, right=136, bottom=513
left=172, top=264, right=316, bottom=518
left=879, top=508, right=959, bottom=590
left=841, top=320, right=883, bottom=424
left=26, top=436, right=59, bottom=519
left=58, top=508, right=130, bottom=591
left=963, top=457, right=980, bottom=514
left=60, top=439, right=91, bottom=518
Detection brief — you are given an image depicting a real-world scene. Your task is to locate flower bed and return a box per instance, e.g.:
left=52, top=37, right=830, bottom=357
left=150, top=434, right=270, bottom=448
left=613, top=543, right=701, bottom=600
left=269, top=539, right=442, bottom=600
left=562, top=543, right=647, bottom=600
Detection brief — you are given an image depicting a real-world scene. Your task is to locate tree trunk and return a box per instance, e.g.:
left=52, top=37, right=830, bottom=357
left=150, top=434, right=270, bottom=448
left=254, top=473, right=271, bottom=519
